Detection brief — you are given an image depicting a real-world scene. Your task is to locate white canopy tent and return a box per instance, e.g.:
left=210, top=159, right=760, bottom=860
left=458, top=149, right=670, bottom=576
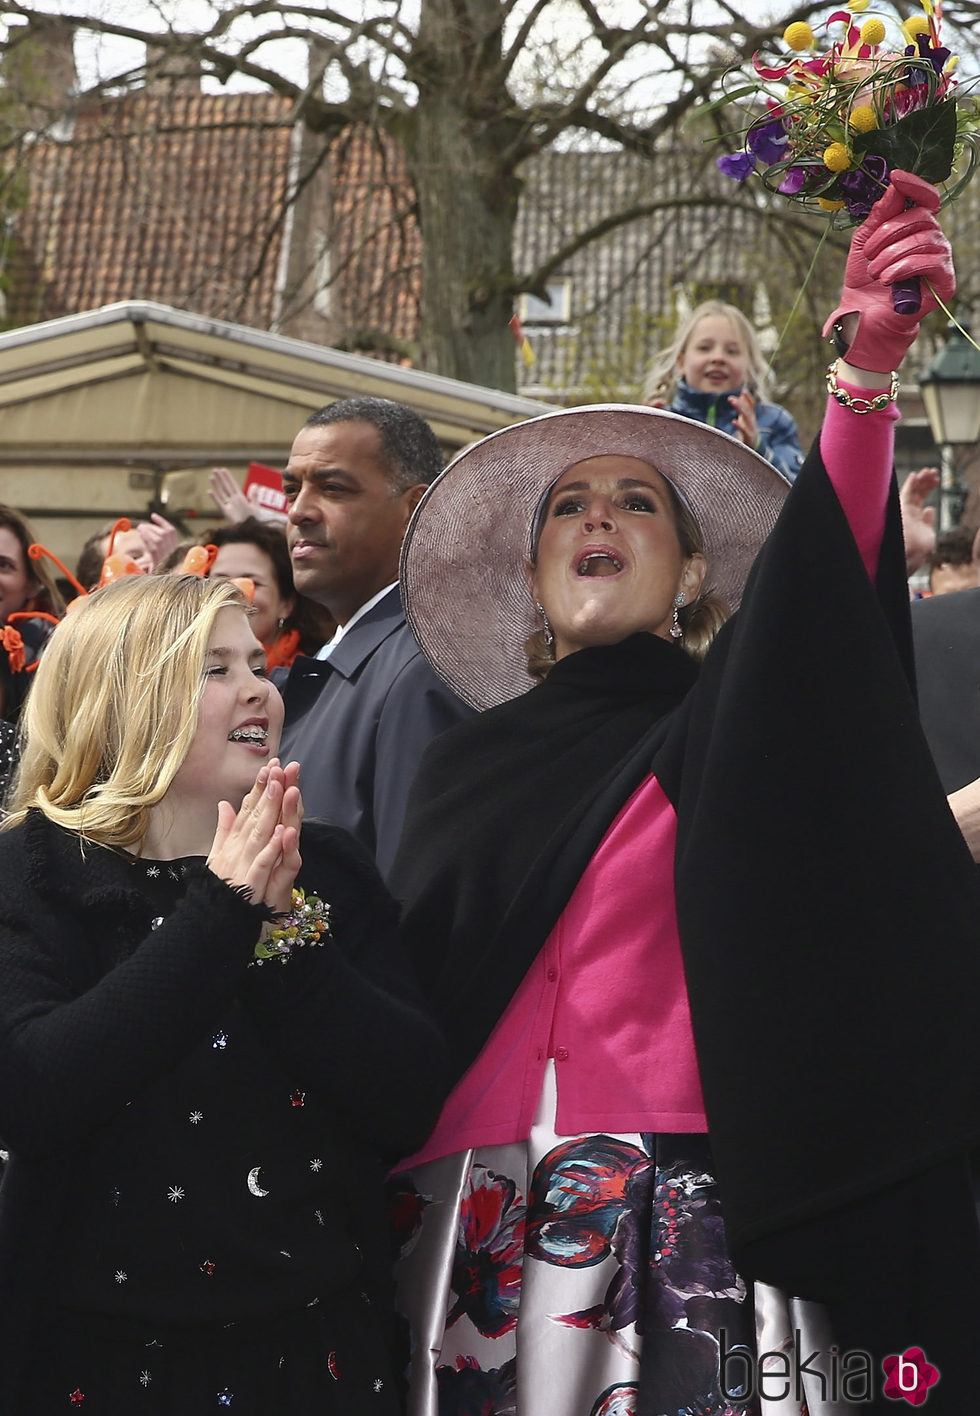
left=0, top=301, right=551, bottom=563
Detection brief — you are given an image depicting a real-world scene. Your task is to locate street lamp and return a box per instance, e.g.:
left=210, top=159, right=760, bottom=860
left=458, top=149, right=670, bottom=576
left=918, top=320, right=980, bottom=532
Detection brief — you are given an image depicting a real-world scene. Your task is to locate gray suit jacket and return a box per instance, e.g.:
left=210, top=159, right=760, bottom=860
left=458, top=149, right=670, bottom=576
left=277, top=586, right=472, bottom=877
left=911, top=586, right=980, bottom=793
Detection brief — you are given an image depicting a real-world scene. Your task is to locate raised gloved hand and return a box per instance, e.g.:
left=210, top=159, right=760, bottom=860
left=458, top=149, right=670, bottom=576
left=823, top=169, right=955, bottom=374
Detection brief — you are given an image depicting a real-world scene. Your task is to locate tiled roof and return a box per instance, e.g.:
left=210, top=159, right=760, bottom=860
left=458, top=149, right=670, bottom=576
left=513, top=143, right=766, bottom=399
left=6, top=92, right=423, bottom=360
left=6, top=89, right=296, bottom=329
left=311, top=125, right=420, bottom=354
left=1, top=101, right=827, bottom=423
left=8, top=87, right=977, bottom=435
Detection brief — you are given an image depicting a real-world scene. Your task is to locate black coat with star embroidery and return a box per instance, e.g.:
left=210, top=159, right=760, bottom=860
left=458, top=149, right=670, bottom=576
left=0, top=811, right=447, bottom=1397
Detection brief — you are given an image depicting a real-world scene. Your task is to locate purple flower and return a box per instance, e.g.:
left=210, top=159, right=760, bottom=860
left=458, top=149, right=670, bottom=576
left=906, top=32, right=950, bottom=80
left=840, top=154, right=889, bottom=218
left=778, top=166, right=807, bottom=195
left=717, top=152, right=755, bottom=183
left=747, top=118, right=788, bottom=165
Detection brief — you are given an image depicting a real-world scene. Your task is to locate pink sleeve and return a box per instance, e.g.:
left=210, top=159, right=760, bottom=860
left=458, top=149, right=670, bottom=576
left=818, top=384, right=899, bottom=580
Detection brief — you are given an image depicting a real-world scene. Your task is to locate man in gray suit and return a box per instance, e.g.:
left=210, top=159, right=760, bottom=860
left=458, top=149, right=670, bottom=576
left=277, top=397, right=471, bottom=876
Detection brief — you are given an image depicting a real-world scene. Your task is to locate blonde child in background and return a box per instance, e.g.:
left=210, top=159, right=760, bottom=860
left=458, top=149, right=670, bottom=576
left=644, top=300, right=804, bottom=482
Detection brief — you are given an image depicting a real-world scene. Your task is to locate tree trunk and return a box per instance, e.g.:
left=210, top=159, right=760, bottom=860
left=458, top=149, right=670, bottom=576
left=404, top=0, right=523, bottom=392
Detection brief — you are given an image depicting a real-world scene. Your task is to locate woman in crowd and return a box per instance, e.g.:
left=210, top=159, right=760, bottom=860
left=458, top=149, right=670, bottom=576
left=389, top=172, right=980, bottom=1415
left=204, top=518, right=336, bottom=668
left=0, top=504, right=65, bottom=724
left=75, top=513, right=181, bottom=591
left=0, top=573, right=446, bottom=1414
left=643, top=298, right=804, bottom=482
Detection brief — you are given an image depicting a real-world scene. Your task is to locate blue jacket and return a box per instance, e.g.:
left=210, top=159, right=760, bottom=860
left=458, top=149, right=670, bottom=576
left=669, top=379, right=803, bottom=483
left=277, top=586, right=472, bottom=879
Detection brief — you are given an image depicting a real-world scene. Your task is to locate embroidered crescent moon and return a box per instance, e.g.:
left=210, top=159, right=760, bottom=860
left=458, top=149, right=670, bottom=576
left=247, top=1166, right=269, bottom=1198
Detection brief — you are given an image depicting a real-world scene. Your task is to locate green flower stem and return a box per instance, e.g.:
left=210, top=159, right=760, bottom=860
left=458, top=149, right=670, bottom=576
left=767, top=222, right=833, bottom=371
left=925, top=279, right=980, bottom=354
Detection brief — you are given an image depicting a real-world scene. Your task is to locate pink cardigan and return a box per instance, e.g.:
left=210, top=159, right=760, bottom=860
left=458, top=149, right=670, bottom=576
left=404, top=390, right=899, bottom=1169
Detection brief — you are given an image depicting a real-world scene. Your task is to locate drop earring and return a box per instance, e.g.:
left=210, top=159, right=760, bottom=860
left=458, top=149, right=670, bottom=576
left=535, top=601, right=554, bottom=650
left=670, top=592, right=685, bottom=640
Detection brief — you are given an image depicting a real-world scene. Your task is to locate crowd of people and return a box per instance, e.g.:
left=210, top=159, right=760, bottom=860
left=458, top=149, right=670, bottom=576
left=0, top=169, right=978, bottom=1416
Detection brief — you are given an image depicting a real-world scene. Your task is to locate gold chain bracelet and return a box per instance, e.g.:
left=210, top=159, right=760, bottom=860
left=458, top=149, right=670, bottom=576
left=826, top=360, right=899, bottom=414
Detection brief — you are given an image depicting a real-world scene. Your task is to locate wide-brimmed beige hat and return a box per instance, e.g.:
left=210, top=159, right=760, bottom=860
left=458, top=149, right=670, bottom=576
left=401, top=404, right=791, bottom=710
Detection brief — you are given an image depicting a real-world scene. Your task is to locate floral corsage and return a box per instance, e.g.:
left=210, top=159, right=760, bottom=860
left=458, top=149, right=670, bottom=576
left=251, top=886, right=332, bottom=967
left=712, top=0, right=980, bottom=229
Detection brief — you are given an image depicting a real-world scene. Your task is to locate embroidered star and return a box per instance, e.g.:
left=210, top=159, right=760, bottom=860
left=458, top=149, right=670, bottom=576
left=109, top=1187, right=121, bottom=1206
left=200, top=1259, right=216, bottom=1275
left=168, top=867, right=180, bottom=881
left=314, top=1209, right=324, bottom=1226
left=114, top=1270, right=128, bottom=1284
left=310, top=1158, right=323, bottom=1172
left=139, top=1371, right=152, bottom=1388
left=145, top=865, right=160, bottom=878
left=373, top=1378, right=385, bottom=1393
left=212, top=1031, right=228, bottom=1050
left=167, top=1185, right=185, bottom=1203
left=188, top=1111, right=203, bottom=1124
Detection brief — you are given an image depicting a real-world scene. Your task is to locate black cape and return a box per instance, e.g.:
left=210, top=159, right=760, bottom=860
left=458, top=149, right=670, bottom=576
left=391, top=437, right=980, bottom=1404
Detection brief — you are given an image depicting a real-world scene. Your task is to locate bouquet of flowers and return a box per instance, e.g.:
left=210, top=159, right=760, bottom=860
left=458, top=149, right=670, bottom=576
left=713, top=0, right=980, bottom=234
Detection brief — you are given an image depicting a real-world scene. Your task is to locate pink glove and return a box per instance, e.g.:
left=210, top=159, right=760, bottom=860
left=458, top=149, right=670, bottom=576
left=822, top=169, right=955, bottom=373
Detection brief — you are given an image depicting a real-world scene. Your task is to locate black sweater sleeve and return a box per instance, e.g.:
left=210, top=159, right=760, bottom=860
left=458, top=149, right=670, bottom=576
left=0, top=864, right=264, bottom=1159
left=240, top=822, right=449, bottom=1155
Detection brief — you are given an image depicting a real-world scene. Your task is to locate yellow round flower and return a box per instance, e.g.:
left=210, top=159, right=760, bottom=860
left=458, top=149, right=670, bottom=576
left=823, top=142, right=852, bottom=172
left=818, top=197, right=846, bottom=211
left=903, top=15, right=931, bottom=41
left=849, top=104, right=877, bottom=131
left=860, top=18, right=886, bottom=46
left=847, top=0, right=870, bottom=10
left=783, top=22, right=814, bottom=51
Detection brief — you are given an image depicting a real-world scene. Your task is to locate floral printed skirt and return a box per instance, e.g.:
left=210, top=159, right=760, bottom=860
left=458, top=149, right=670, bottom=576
left=392, top=1065, right=852, bottom=1416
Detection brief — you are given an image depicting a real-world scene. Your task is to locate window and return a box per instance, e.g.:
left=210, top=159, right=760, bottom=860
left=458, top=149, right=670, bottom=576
left=518, top=279, right=572, bottom=326
left=313, top=235, right=332, bottom=318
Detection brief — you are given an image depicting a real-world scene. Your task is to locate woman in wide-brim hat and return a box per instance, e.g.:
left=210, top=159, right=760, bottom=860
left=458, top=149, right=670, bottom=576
left=388, top=171, right=980, bottom=1416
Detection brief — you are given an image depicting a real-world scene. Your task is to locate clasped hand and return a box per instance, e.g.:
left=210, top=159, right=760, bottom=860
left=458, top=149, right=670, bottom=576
left=206, top=759, right=303, bottom=915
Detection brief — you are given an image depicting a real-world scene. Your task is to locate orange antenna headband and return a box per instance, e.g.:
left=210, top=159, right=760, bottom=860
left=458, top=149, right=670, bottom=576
left=98, top=518, right=144, bottom=588
left=27, top=541, right=86, bottom=598
left=179, top=544, right=255, bottom=602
